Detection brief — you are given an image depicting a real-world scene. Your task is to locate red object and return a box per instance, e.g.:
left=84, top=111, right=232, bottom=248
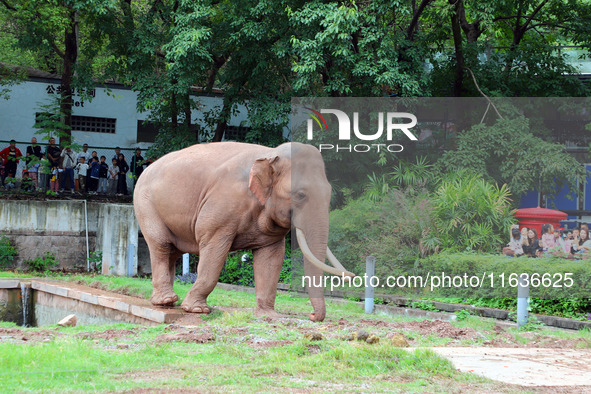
left=514, top=206, right=568, bottom=236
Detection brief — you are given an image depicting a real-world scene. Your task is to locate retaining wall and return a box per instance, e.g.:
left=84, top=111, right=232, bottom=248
left=0, top=200, right=149, bottom=275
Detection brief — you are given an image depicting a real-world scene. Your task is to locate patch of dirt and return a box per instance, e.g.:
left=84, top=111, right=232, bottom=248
left=392, top=319, right=478, bottom=340
left=155, top=329, right=215, bottom=344
left=0, top=327, right=61, bottom=343
left=77, top=329, right=139, bottom=341
left=248, top=339, right=293, bottom=349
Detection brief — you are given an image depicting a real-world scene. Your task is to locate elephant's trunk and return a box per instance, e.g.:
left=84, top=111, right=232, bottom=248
left=296, top=226, right=353, bottom=322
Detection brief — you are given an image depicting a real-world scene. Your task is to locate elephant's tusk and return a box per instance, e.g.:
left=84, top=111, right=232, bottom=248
left=326, top=247, right=347, bottom=271
left=296, top=228, right=355, bottom=277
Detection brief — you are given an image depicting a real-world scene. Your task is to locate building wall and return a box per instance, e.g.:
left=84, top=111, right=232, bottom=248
left=0, top=79, right=254, bottom=148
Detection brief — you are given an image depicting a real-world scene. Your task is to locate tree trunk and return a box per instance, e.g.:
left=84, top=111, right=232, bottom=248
left=59, top=9, right=78, bottom=146
left=449, top=0, right=464, bottom=97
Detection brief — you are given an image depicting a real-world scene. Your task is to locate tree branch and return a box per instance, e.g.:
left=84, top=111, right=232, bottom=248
left=0, top=0, right=16, bottom=11
left=406, top=0, right=433, bottom=41
left=464, top=66, right=503, bottom=120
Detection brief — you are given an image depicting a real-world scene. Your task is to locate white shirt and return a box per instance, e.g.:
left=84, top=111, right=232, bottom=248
left=76, top=163, right=89, bottom=176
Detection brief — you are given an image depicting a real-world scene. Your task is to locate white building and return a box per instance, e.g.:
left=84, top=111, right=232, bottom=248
left=0, top=66, right=258, bottom=149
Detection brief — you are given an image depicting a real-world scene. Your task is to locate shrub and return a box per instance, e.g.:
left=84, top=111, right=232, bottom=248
left=0, top=235, right=17, bottom=269
left=432, top=172, right=515, bottom=253
left=24, top=253, right=59, bottom=272
left=329, top=188, right=438, bottom=278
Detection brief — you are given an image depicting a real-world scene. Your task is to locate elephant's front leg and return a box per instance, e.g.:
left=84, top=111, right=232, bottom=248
left=181, top=235, right=231, bottom=314
left=253, top=239, right=285, bottom=318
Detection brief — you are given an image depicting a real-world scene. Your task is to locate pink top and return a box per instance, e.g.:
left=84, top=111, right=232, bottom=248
left=541, top=233, right=556, bottom=249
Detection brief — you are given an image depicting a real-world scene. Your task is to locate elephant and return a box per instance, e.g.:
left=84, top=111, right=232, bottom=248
left=133, top=141, right=354, bottom=322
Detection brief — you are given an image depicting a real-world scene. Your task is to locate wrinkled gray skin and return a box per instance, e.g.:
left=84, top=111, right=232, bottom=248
left=133, top=142, right=341, bottom=321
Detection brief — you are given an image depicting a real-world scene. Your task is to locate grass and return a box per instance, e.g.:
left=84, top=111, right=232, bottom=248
left=0, top=316, right=496, bottom=392
left=1, top=274, right=591, bottom=391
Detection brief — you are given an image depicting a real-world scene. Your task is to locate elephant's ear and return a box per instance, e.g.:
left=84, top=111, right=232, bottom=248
left=249, top=155, right=279, bottom=205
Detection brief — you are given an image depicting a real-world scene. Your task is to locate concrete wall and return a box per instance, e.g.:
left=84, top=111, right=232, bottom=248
left=0, top=200, right=145, bottom=275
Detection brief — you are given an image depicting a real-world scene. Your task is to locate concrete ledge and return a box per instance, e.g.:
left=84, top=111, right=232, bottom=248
left=0, top=280, right=21, bottom=289
left=31, top=280, right=184, bottom=324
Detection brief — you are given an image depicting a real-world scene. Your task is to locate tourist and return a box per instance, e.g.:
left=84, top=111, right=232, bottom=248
left=25, top=137, right=42, bottom=168
left=88, top=156, right=100, bottom=193
left=45, top=137, right=61, bottom=169
left=0, top=140, right=23, bottom=186
left=117, top=153, right=129, bottom=195
left=3, top=172, right=16, bottom=190
left=574, top=228, right=591, bottom=254
left=540, top=223, right=556, bottom=251
left=38, top=154, right=50, bottom=191
left=27, top=157, right=40, bottom=189
left=21, top=172, right=35, bottom=192
left=112, top=147, right=121, bottom=162
left=60, top=147, right=76, bottom=193
left=503, top=228, right=524, bottom=257
left=108, top=158, right=119, bottom=195
left=49, top=166, right=59, bottom=192
left=130, top=148, right=144, bottom=186
left=523, top=228, right=541, bottom=257
left=75, top=157, right=89, bottom=193
left=77, top=143, right=91, bottom=164
left=520, top=226, right=529, bottom=246
left=97, top=156, right=109, bottom=194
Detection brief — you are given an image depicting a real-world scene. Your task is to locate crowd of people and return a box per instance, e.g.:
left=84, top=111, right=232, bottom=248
left=0, top=138, right=149, bottom=196
left=503, top=223, right=591, bottom=259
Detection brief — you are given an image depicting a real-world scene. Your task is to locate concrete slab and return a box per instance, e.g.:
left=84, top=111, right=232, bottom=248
left=427, top=347, right=591, bottom=386
left=0, top=280, right=20, bottom=289
left=31, top=280, right=186, bottom=325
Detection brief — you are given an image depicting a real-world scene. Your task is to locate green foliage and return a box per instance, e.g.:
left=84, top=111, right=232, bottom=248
left=87, top=250, right=102, bottom=273
left=24, top=253, right=59, bottom=272
left=436, top=117, right=585, bottom=199
left=455, top=309, right=471, bottom=321
left=418, top=252, right=591, bottom=299
left=0, top=235, right=17, bottom=269
left=411, top=301, right=439, bottom=312
left=218, top=247, right=292, bottom=287
left=432, top=172, right=515, bottom=253
left=329, top=188, right=438, bottom=279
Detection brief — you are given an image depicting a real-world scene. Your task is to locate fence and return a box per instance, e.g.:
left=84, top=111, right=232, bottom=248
left=0, top=140, right=142, bottom=195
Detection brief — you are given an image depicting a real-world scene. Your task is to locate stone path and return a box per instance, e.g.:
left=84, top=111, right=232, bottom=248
left=428, top=347, right=591, bottom=387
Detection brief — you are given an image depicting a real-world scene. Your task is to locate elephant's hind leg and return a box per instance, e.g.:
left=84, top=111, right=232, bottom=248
left=148, top=241, right=182, bottom=306
left=181, top=234, right=231, bottom=314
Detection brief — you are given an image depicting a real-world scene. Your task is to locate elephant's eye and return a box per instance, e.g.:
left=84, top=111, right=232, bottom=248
left=295, top=191, right=306, bottom=201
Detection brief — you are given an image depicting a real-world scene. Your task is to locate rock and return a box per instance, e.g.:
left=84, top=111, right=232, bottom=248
left=390, top=334, right=409, bottom=347
left=57, top=314, right=77, bottom=327
left=304, top=332, right=323, bottom=341
left=366, top=335, right=380, bottom=344
left=356, top=330, right=369, bottom=341
left=343, top=333, right=356, bottom=341
left=116, top=343, right=129, bottom=349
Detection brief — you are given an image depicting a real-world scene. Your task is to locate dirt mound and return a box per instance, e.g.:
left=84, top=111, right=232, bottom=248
left=392, top=319, right=477, bottom=340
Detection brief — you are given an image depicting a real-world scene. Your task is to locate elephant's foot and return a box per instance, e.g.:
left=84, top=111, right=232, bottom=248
left=151, top=289, right=179, bottom=306
left=181, top=300, right=211, bottom=314
left=254, top=307, right=285, bottom=319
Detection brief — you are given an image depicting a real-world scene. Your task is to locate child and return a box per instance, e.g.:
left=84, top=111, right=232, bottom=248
left=50, top=167, right=59, bottom=192
left=4, top=172, right=16, bottom=190
left=98, top=156, right=109, bottom=194
left=38, top=155, right=50, bottom=191
left=27, top=159, right=40, bottom=189
left=75, top=157, right=89, bottom=193
left=88, top=157, right=100, bottom=194
left=541, top=223, right=556, bottom=251
left=108, top=158, right=119, bottom=195
left=503, top=227, right=524, bottom=257
left=21, top=172, right=35, bottom=192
